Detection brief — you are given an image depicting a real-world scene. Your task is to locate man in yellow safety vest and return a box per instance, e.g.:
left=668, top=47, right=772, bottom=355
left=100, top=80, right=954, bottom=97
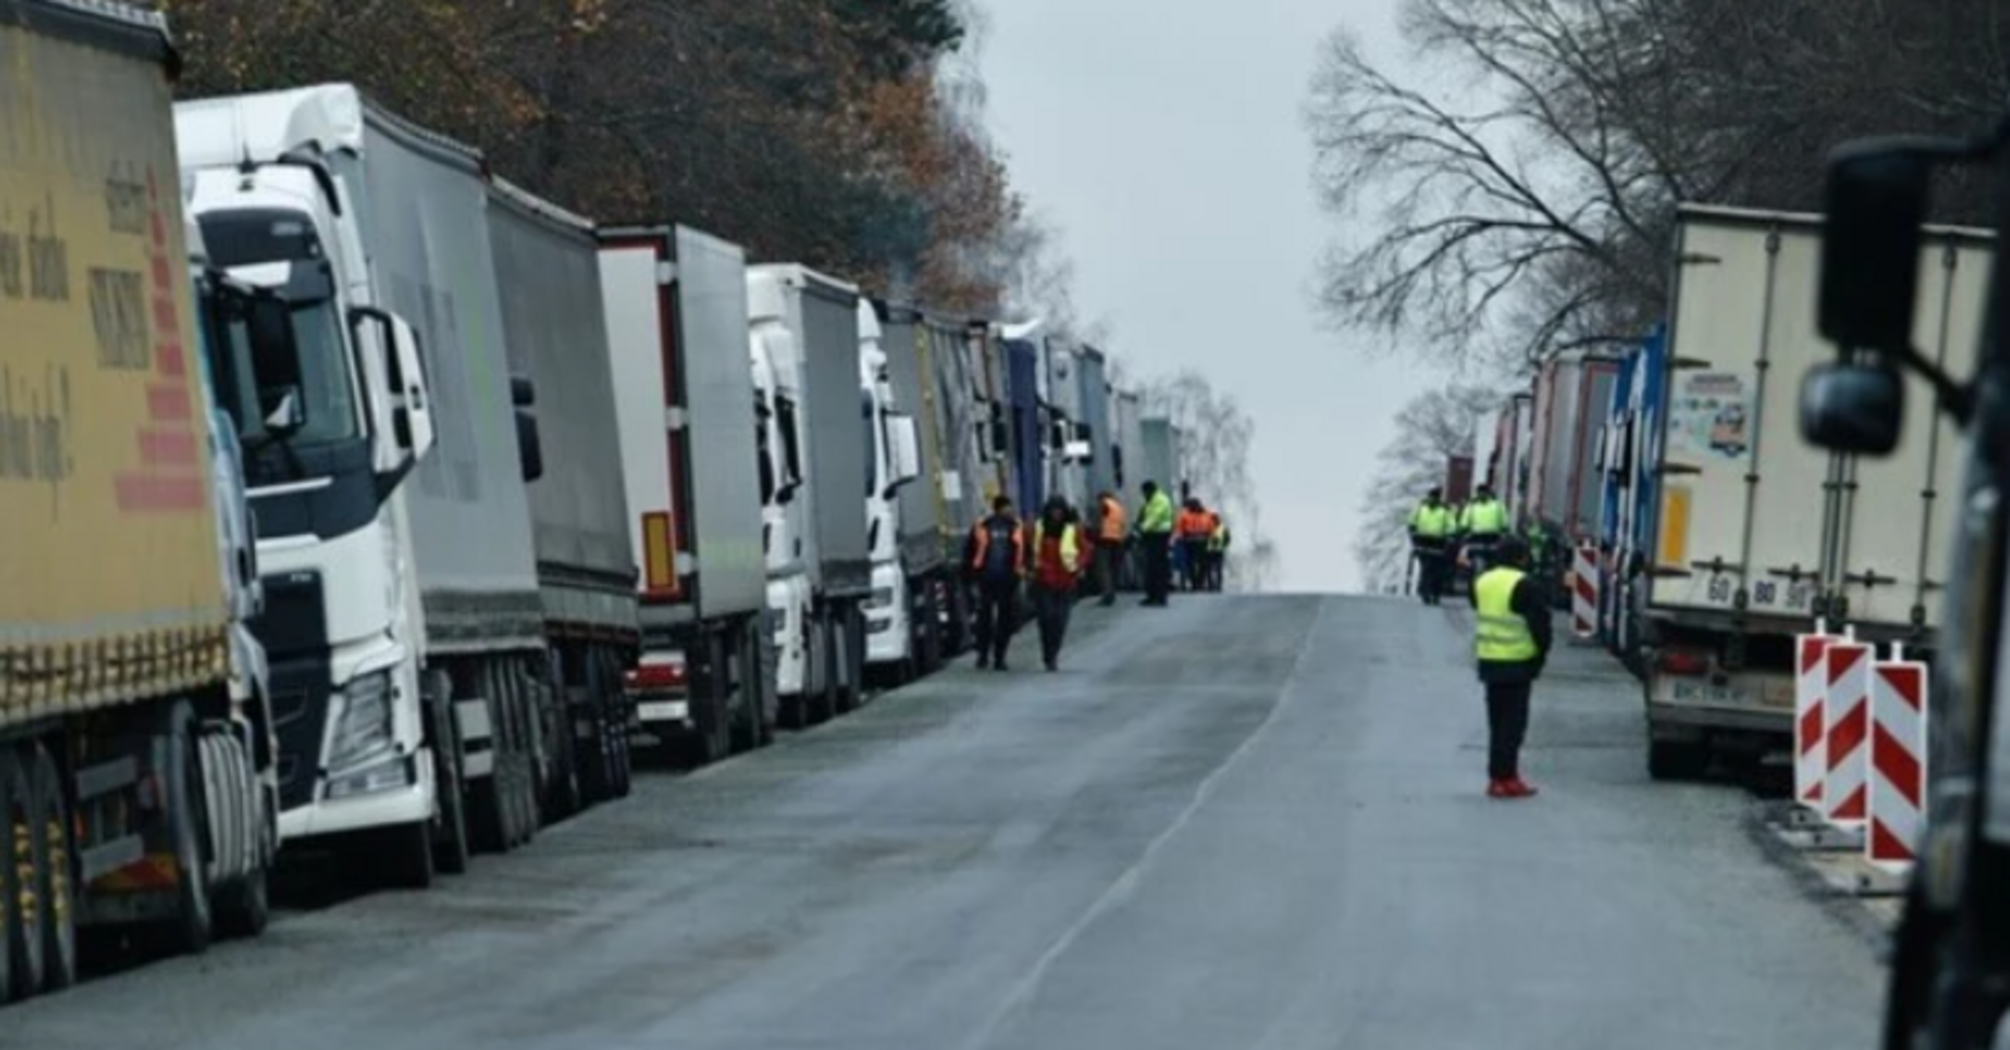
left=1408, top=488, right=1456, bottom=605
left=1473, top=536, right=1552, bottom=799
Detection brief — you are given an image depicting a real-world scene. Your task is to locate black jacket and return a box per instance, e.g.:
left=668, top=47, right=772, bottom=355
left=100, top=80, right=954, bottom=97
left=1477, top=574, right=1552, bottom=685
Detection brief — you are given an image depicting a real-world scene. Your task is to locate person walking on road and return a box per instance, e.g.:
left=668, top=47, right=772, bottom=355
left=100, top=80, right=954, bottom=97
left=1176, top=498, right=1212, bottom=592
left=1408, top=488, right=1456, bottom=605
left=1030, top=497, right=1086, bottom=671
left=1094, top=490, right=1127, bottom=606
left=968, top=495, right=1026, bottom=671
left=1137, top=480, right=1175, bottom=607
left=1473, top=536, right=1551, bottom=799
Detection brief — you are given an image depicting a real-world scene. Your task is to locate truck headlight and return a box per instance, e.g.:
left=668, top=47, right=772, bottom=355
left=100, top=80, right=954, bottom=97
left=328, top=670, right=397, bottom=774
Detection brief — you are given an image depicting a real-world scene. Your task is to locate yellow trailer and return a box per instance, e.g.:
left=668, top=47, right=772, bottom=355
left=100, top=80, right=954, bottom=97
left=0, top=0, right=277, bottom=1006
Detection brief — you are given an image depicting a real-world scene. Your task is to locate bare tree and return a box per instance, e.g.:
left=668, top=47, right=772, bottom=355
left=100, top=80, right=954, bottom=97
left=1305, top=1, right=1676, bottom=365
left=1355, top=383, right=1503, bottom=593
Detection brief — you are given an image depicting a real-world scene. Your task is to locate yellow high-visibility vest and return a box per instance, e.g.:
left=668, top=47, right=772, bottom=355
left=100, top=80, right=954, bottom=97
left=1410, top=503, right=1455, bottom=539
left=1474, top=567, right=1538, bottom=663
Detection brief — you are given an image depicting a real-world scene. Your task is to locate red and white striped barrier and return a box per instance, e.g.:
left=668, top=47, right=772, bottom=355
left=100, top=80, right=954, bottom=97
left=1868, top=651, right=1928, bottom=869
left=1570, top=544, right=1597, bottom=640
left=1794, top=631, right=1836, bottom=808
left=1823, top=640, right=1874, bottom=828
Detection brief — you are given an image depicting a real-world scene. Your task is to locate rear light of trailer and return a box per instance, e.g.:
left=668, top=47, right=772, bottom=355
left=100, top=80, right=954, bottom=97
left=1657, top=648, right=1710, bottom=677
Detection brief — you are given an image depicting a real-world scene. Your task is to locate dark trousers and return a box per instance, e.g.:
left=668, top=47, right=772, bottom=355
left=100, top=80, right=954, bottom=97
left=973, top=576, right=1019, bottom=664
left=1142, top=535, right=1171, bottom=604
left=1032, top=583, right=1074, bottom=666
left=1413, top=540, right=1448, bottom=604
left=1484, top=681, right=1532, bottom=780
left=1180, top=539, right=1208, bottom=591
left=1094, top=540, right=1120, bottom=604
left=1205, top=550, right=1225, bottom=591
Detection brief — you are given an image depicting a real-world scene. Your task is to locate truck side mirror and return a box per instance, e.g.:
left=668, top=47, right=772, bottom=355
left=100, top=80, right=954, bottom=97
left=989, top=404, right=1009, bottom=455
left=1801, top=362, right=1904, bottom=455
left=1819, top=144, right=1932, bottom=355
left=512, top=375, right=537, bottom=408
left=516, top=410, right=545, bottom=482
left=386, top=314, right=435, bottom=459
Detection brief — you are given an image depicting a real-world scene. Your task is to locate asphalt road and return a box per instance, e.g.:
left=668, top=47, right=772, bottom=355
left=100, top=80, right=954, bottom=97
left=6, top=595, right=1884, bottom=1049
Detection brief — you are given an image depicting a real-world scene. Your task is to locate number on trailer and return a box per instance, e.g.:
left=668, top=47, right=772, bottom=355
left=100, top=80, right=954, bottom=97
left=1708, top=577, right=1731, bottom=603
left=1787, top=582, right=1812, bottom=610
left=1753, top=581, right=1776, bottom=605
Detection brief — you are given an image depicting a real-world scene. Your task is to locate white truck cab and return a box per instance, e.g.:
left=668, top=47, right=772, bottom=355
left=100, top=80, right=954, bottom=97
left=176, top=92, right=443, bottom=879
left=858, top=304, right=922, bottom=678
left=751, top=320, right=817, bottom=706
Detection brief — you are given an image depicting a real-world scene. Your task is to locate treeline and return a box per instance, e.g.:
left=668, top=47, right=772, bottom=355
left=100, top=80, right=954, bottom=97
left=1307, top=0, right=2010, bottom=368
left=159, top=0, right=1017, bottom=316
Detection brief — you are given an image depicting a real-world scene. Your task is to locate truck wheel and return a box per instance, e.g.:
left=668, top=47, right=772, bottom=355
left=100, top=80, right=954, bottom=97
left=213, top=861, right=270, bottom=940
left=26, top=744, right=75, bottom=990
left=379, top=819, right=435, bottom=890
left=1, top=747, right=30, bottom=1001
left=158, top=703, right=215, bottom=956
left=467, top=665, right=513, bottom=855
left=734, top=623, right=774, bottom=752
left=1648, top=738, right=1709, bottom=782
left=426, top=672, right=471, bottom=876
left=832, top=611, right=860, bottom=715
left=809, top=613, right=837, bottom=725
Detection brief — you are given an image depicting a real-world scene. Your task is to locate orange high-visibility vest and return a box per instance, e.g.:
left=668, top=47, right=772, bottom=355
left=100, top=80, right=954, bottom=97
left=1099, top=497, right=1127, bottom=541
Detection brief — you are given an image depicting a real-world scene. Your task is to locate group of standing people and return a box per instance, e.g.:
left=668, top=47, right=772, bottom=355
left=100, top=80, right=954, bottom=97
left=1407, top=483, right=1511, bottom=606
left=963, top=480, right=1228, bottom=672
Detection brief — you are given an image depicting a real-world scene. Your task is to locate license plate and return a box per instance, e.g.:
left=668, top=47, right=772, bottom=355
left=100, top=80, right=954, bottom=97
left=1669, top=681, right=1754, bottom=707
left=637, top=701, right=688, bottom=723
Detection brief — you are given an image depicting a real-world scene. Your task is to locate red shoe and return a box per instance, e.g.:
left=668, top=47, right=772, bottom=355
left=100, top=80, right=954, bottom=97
left=1486, top=779, right=1511, bottom=798
left=1503, top=778, right=1540, bottom=799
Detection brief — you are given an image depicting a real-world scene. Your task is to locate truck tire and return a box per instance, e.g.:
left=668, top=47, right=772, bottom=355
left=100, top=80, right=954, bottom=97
left=1, top=747, right=30, bottom=1001
left=26, top=744, right=75, bottom=991
left=467, top=663, right=514, bottom=855
left=378, top=819, right=435, bottom=891
left=688, top=634, right=732, bottom=766
left=811, top=612, right=839, bottom=725
left=159, top=702, right=214, bottom=956
left=1648, top=738, right=1709, bottom=782
left=425, top=671, right=471, bottom=876
left=834, top=607, right=862, bottom=714
left=730, top=626, right=765, bottom=754
left=600, top=649, right=634, bottom=799
left=504, top=669, right=539, bottom=850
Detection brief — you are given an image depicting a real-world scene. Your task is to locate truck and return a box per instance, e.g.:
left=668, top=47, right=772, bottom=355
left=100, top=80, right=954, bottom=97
left=1444, top=454, right=1476, bottom=507
left=1638, top=204, right=1986, bottom=778
left=1140, top=417, right=1184, bottom=497
left=1484, top=393, right=1534, bottom=528
left=1042, top=337, right=1093, bottom=511
left=1000, top=328, right=1047, bottom=515
left=856, top=302, right=924, bottom=684
left=1594, top=327, right=1667, bottom=667
left=746, top=265, right=871, bottom=725
left=1077, top=348, right=1116, bottom=503
left=177, top=84, right=556, bottom=884
left=1, top=0, right=278, bottom=1001
left=1526, top=351, right=1621, bottom=552
left=875, top=302, right=960, bottom=671
left=599, top=225, right=774, bottom=762
left=487, top=181, right=638, bottom=795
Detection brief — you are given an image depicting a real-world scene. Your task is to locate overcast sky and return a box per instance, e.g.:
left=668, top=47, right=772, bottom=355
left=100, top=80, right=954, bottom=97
left=981, top=1, right=1437, bottom=594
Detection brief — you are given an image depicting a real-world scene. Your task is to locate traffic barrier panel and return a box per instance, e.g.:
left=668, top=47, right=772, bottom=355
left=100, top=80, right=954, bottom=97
left=1570, top=544, right=1597, bottom=640
left=1794, top=632, right=1836, bottom=809
left=1867, top=656, right=1928, bottom=870
left=1823, top=641, right=1874, bottom=828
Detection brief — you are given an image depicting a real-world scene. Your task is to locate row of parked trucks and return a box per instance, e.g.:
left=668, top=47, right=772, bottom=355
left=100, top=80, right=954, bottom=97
left=1477, top=204, right=1983, bottom=780
left=0, top=0, right=1189, bottom=1005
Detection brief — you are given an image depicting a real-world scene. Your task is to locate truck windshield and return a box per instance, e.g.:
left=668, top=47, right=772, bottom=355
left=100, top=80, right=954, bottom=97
left=198, top=210, right=364, bottom=449
left=215, top=295, right=362, bottom=449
